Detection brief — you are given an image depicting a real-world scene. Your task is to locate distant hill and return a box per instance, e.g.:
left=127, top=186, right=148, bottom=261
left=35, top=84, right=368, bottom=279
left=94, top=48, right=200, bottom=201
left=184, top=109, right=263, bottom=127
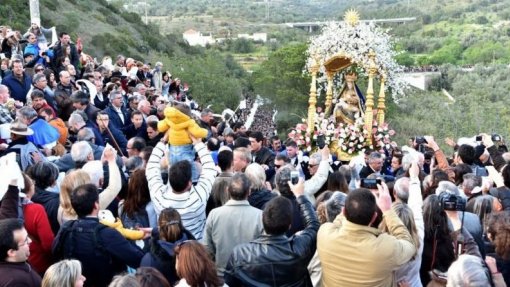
left=116, top=0, right=510, bottom=66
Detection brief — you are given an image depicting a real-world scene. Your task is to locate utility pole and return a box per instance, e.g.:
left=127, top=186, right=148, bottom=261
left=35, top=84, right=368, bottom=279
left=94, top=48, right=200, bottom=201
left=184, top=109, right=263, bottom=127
left=29, top=0, right=41, bottom=25
left=265, top=0, right=269, bottom=21
left=145, top=2, right=148, bottom=25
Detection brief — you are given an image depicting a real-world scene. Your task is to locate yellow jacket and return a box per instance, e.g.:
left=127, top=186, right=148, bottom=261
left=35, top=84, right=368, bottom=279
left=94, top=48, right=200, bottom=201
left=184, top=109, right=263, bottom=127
left=317, top=210, right=416, bottom=287
left=157, top=106, right=208, bottom=146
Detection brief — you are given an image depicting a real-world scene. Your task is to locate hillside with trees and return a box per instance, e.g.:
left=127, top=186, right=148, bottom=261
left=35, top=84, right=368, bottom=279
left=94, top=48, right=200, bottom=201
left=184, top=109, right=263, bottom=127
left=4, top=0, right=509, bottom=143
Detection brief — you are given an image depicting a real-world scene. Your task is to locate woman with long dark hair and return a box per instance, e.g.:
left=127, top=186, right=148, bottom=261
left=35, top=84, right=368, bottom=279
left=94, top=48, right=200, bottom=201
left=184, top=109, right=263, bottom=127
left=420, top=194, right=481, bottom=286
left=119, top=168, right=157, bottom=229
left=140, top=208, right=194, bottom=285
left=326, top=171, right=349, bottom=194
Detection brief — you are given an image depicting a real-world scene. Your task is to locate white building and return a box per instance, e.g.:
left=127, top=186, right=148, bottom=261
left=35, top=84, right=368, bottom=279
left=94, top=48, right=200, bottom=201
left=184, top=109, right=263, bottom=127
left=237, top=33, right=267, bottom=43
left=182, top=29, right=215, bottom=47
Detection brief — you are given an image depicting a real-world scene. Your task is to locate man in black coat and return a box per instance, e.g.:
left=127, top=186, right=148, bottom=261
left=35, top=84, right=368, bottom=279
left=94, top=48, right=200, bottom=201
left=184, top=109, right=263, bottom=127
left=249, top=131, right=276, bottom=180
left=359, top=151, right=384, bottom=178
left=224, top=179, right=319, bottom=286
left=52, top=182, right=144, bottom=287
left=51, top=32, right=80, bottom=73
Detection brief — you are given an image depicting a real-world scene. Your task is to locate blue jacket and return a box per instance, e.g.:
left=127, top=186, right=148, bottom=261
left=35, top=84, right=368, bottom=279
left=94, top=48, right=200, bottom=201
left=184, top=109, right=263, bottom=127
left=28, top=118, right=60, bottom=147
left=24, top=43, right=54, bottom=65
left=1, top=73, right=31, bottom=103
left=101, top=124, right=128, bottom=156
left=104, top=105, right=131, bottom=131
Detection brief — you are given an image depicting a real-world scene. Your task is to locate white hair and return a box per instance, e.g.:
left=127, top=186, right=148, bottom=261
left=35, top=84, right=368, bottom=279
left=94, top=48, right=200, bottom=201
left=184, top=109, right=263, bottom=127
left=245, top=163, right=266, bottom=189
left=447, top=254, right=490, bottom=287
left=82, top=160, right=104, bottom=187
left=68, top=112, right=85, bottom=127
left=70, top=141, right=93, bottom=163
left=435, top=180, right=460, bottom=196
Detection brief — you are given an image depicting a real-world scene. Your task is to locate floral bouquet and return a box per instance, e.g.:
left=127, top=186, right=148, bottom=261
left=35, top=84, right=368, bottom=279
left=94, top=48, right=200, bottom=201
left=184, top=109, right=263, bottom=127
left=372, top=121, right=396, bottom=152
left=288, top=113, right=339, bottom=152
left=337, top=116, right=370, bottom=155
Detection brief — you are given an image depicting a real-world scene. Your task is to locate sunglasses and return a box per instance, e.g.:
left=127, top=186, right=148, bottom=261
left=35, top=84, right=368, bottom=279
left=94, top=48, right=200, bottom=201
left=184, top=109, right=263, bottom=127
left=35, top=68, right=44, bottom=72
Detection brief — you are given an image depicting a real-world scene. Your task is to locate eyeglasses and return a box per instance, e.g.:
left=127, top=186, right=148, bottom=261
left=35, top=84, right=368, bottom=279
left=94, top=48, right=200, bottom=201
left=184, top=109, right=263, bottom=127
left=308, top=163, right=319, bottom=168
left=18, top=236, right=30, bottom=247
left=35, top=69, right=44, bottom=72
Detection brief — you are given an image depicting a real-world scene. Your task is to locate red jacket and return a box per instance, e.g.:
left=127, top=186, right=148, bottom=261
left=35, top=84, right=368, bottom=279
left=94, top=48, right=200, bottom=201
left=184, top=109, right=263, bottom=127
left=24, top=203, right=55, bottom=275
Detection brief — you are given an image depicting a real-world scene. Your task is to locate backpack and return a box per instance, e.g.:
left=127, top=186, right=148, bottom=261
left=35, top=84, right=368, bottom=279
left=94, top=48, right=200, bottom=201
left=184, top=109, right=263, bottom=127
left=52, top=219, right=110, bottom=262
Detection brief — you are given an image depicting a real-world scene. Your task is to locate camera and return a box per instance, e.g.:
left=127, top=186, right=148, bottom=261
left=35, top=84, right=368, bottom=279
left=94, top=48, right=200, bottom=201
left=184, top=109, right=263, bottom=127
left=290, top=171, right=299, bottom=185
left=438, top=192, right=466, bottom=211
left=360, top=178, right=382, bottom=189
left=317, top=134, right=326, bottom=149
left=415, top=136, right=427, bottom=145
left=492, top=134, right=502, bottom=142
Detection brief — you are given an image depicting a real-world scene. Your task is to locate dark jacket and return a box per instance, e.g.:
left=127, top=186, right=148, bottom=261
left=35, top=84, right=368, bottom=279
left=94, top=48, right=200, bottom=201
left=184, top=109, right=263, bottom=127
left=104, top=105, right=131, bottom=131
left=123, top=121, right=147, bottom=140
left=140, top=229, right=194, bottom=285
left=248, top=188, right=277, bottom=210
left=31, top=187, right=60, bottom=235
left=52, top=217, right=144, bottom=287
left=283, top=193, right=305, bottom=237
left=0, top=185, right=19, bottom=220
left=0, top=262, right=42, bottom=287
left=84, top=104, right=100, bottom=124
left=1, top=73, right=32, bottom=103
left=224, top=196, right=319, bottom=287
left=54, top=83, right=74, bottom=121
left=51, top=42, right=80, bottom=71
left=93, top=94, right=109, bottom=110
left=252, top=147, right=276, bottom=180
left=100, top=125, right=128, bottom=156
left=493, top=254, right=510, bottom=286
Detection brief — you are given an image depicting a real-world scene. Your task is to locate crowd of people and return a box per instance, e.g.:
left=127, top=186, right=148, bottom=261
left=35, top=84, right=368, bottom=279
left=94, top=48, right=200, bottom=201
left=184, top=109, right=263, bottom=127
left=0, top=22, right=509, bottom=287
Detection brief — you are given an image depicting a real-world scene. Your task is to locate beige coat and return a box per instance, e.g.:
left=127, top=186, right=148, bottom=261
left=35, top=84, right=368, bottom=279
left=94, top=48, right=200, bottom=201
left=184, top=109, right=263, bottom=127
left=317, top=209, right=416, bottom=287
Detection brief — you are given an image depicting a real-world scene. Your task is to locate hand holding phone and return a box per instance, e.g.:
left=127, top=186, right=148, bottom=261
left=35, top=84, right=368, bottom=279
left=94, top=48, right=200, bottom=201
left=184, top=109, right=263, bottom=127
left=317, top=134, right=326, bottom=149
left=290, top=171, right=299, bottom=185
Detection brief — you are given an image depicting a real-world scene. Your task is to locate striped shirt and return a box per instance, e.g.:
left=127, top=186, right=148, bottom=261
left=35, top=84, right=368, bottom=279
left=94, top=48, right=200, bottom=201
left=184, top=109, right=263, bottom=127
left=146, top=142, right=216, bottom=240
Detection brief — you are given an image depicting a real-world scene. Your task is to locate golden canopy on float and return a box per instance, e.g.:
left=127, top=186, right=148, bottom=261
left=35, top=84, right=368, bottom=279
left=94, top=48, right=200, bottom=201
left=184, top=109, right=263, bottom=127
left=306, top=10, right=388, bottom=160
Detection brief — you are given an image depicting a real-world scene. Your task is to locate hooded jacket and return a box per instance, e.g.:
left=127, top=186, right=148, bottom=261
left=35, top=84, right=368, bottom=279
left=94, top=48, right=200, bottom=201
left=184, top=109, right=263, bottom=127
left=140, top=229, right=194, bottom=285
left=248, top=188, right=277, bottom=210
left=158, top=106, right=208, bottom=146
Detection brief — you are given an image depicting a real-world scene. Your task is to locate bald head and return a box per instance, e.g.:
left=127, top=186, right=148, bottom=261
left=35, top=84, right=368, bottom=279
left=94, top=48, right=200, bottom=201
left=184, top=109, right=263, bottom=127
left=59, top=70, right=71, bottom=86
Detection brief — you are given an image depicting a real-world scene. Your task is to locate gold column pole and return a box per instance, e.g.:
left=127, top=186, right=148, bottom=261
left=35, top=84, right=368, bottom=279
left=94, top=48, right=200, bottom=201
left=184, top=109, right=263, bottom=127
left=307, top=56, right=320, bottom=134
left=376, top=72, right=386, bottom=125
left=364, top=50, right=377, bottom=145
left=324, top=71, right=334, bottom=115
